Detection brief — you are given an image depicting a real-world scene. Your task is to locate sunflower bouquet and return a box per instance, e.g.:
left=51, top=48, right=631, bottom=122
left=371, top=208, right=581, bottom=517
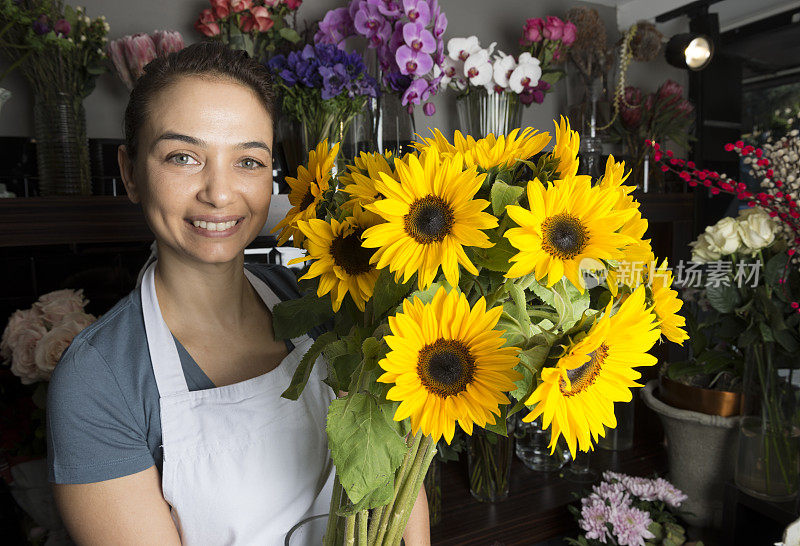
left=271, top=117, right=688, bottom=544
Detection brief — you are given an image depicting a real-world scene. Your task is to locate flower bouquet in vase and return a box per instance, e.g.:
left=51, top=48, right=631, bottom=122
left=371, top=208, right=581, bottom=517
left=269, top=115, right=689, bottom=543
left=315, top=0, right=447, bottom=155
left=652, top=109, right=800, bottom=501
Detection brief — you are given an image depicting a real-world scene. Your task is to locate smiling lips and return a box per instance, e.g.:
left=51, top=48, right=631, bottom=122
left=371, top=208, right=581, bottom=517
left=186, top=216, right=244, bottom=236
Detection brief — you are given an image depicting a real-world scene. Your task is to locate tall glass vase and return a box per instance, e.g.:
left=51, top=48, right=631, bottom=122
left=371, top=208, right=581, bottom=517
left=467, top=421, right=514, bottom=503
left=456, top=89, right=523, bottom=138
left=735, top=342, right=800, bottom=501
left=357, top=92, right=416, bottom=157
left=300, top=113, right=354, bottom=176
left=33, top=92, right=91, bottom=196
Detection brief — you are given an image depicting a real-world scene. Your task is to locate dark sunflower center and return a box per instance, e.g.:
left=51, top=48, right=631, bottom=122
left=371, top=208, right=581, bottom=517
left=403, top=195, right=455, bottom=245
left=541, top=213, right=589, bottom=260
left=299, top=189, right=315, bottom=211
left=560, top=343, right=608, bottom=397
left=329, top=229, right=374, bottom=276
left=417, top=338, right=476, bottom=398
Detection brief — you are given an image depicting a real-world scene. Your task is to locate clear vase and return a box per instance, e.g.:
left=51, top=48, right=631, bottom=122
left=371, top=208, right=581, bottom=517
left=456, top=89, right=523, bottom=138
left=565, top=60, right=611, bottom=138
left=33, top=92, right=91, bottom=196
left=286, top=513, right=329, bottom=545
left=300, top=114, right=353, bottom=176
left=357, top=92, right=416, bottom=157
left=735, top=342, right=800, bottom=501
left=597, top=400, right=635, bottom=451
left=467, top=420, right=514, bottom=503
left=423, top=456, right=441, bottom=527
left=514, top=413, right=569, bottom=471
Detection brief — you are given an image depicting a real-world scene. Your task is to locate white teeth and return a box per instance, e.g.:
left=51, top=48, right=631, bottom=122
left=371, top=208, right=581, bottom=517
left=192, top=220, right=238, bottom=231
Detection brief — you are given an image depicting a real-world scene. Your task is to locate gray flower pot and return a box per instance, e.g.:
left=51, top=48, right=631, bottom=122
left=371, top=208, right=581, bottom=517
left=641, top=380, right=740, bottom=529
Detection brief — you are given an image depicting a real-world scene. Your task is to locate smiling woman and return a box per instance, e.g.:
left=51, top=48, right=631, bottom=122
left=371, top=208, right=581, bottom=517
left=42, top=42, right=434, bottom=546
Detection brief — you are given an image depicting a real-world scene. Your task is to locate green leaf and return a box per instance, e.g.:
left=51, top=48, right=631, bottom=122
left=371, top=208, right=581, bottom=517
left=490, top=181, right=524, bottom=216
left=272, top=291, right=335, bottom=340
left=508, top=283, right=533, bottom=336
left=281, top=331, right=337, bottom=400
left=773, top=328, right=800, bottom=353
left=705, top=283, right=741, bottom=314
left=552, top=279, right=590, bottom=331
left=765, top=252, right=788, bottom=286
left=473, top=236, right=517, bottom=272
left=371, top=268, right=412, bottom=320
left=278, top=27, right=301, bottom=43
left=758, top=321, right=775, bottom=342
left=326, top=393, right=408, bottom=506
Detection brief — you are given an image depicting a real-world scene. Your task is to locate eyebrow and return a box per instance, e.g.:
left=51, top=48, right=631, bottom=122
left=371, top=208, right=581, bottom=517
left=153, top=132, right=271, bottom=155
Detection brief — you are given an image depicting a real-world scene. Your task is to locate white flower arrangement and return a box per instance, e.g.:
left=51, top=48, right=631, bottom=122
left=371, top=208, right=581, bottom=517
left=690, top=207, right=779, bottom=263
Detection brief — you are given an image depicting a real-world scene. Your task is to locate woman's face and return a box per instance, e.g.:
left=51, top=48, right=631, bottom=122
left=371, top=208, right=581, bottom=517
left=121, top=76, right=274, bottom=266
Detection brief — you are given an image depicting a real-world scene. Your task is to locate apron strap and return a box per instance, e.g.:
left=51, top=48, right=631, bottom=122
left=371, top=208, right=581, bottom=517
left=141, top=262, right=189, bottom=396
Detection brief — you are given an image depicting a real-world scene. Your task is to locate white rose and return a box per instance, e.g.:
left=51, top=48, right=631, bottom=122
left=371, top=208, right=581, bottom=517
left=736, top=208, right=777, bottom=253
left=690, top=232, right=722, bottom=263
left=705, top=217, right=741, bottom=255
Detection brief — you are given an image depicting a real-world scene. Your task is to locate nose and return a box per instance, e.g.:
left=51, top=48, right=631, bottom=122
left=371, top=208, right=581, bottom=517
left=196, top=157, right=234, bottom=208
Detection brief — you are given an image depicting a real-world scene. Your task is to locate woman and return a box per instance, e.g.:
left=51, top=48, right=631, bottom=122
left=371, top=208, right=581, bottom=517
left=46, top=42, right=429, bottom=545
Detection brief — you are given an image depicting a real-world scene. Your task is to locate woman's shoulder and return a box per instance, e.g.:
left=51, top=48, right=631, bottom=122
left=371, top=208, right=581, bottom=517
left=244, top=262, right=301, bottom=302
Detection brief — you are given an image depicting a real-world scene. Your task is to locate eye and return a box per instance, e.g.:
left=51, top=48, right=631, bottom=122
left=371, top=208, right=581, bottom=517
left=167, top=153, right=199, bottom=166
left=238, top=157, right=267, bottom=170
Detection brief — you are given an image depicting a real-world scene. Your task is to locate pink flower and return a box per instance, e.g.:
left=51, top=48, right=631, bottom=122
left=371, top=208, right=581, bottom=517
left=285, top=0, right=302, bottom=9
left=33, top=312, right=96, bottom=379
left=10, top=322, right=47, bottom=385
left=620, top=86, right=643, bottom=129
left=121, top=33, right=158, bottom=81
left=241, top=6, right=274, bottom=32
left=54, top=18, right=71, bottom=37
left=34, top=289, right=88, bottom=329
left=210, top=0, right=231, bottom=19
left=657, top=79, right=683, bottom=103
left=562, top=21, right=577, bottom=46
left=520, top=18, right=544, bottom=46
left=543, top=16, right=564, bottom=41
left=1, top=309, right=44, bottom=363
left=231, top=0, right=254, bottom=13
left=152, top=30, right=185, bottom=56
left=195, top=9, right=221, bottom=37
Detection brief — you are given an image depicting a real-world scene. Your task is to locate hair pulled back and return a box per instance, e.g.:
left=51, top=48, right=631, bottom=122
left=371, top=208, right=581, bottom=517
left=123, top=41, right=276, bottom=161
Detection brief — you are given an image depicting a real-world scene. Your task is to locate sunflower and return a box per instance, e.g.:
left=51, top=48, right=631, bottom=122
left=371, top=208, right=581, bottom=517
left=271, top=139, right=339, bottom=247
left=650, top=258, right=689, bottom=345
left=378, top=287, right=522, bottom=443
left=362, top=150, right=497, bottom=290
left=549, top=116, right=580, bottom=179
left=522, top=285, right=660, bottom=457
left=291, top=207, right=380, bottom=312
left=606, top=238, right=654, bottom=296
left=414, top=127, right=551, bottom=171
left=504, top=175, right=636, bottom=291
left=340, top=151, right=397, bottom=211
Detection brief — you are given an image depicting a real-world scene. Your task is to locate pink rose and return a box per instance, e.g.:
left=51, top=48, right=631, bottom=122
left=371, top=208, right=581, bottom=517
left=1, top=309, right=44, bottom=362
left=33, top=312, right=96, bottom=379
left=195, top=9, right=221, bottom=37
left=10, top=323, right=47, bottom=385
left=520, top=17, right=544, bottom=46
left=543, top=16, right=564, bottom=42
left=285, top=0, right=302, bottom=9
left=241, top=6, right=274, bottom=32
left=34, top=289, right=87, bottom=329
left=562, top=21, right=577, bottom=46
left=231, top=0, right=254, bottom=12
left=210, top=0, right=231, bottom=19
left=263, top=0, right=281, bottom=7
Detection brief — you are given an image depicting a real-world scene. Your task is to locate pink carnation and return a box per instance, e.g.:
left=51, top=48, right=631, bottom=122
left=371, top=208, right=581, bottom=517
left=34, top=312, right=96, bottom=378
left=34, top=289, right=88, bottom=328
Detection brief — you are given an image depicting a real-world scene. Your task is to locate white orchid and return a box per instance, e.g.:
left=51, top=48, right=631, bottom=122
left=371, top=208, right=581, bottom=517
left=492, top=52, right=516, bottom=91
left=440, top=57, right=466, bottom=90
left=508, top=56, right=542, bottom=94
left=463, top=49, right=493, bottom=87
left=447, top=36, right=481, bottom=62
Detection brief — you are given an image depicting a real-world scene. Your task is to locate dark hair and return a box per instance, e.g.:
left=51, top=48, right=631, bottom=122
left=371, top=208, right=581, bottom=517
left=123, top=41, right=277, bottom=161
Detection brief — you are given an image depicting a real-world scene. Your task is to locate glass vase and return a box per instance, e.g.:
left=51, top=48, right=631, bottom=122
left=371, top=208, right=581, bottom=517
left=358, top=92, right=416, bottom=157
left=456, top=89, right=523, bottom=138
left=467, top=421, right=514, bottom=503
left=300, top=113, right=353, bottom=176
left=565, top=60, right=611, bottom=138
left=597, top=400, right=635, bottom=451
left=514, top=413, right=569, bottom=472
left=285, top=513, right=329, bottom=545
left=735, top=342, right=800, bottom=502
left=33, top=92, right=91, bottom=196
left=423, top=456, right=441, bottom=527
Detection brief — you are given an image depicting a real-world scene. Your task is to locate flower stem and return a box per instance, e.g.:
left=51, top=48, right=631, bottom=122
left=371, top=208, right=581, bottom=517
left=357, top=510, right=368, bottom=545
left=323, top=474, right=345, bottom=546
left=371, top=431, right=421, bottom=545
left=345, top=514, right=355, bottom=545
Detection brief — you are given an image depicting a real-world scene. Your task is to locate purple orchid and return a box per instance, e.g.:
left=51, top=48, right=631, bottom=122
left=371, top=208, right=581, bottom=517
left=32, top=14, right=50, bottom=35
left=373, top=0, right=402, bottom=17
left=403, top=0, right=430, bottom=25
left=315, top=8, right=354, bottom=46
left=396, top=45, right=433, bottom=76
left=401, top=77, right=430, bottom=105
left=402, top=22, right=435, bottom=53
left=354, top=3, right=389, bottom=42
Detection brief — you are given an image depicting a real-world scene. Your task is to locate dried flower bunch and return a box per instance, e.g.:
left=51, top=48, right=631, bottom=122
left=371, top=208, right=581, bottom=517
left=564, top=7, right=608, bottom=82
left=628, top=21, right=663, bottom=63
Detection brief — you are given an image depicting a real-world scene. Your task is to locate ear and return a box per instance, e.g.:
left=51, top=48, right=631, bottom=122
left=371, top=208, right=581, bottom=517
left=118, top=145, right=140, bottom=204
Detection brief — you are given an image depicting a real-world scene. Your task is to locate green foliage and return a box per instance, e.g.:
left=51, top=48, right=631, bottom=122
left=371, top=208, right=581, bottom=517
left=281, top=331, right=337, bottom=400
left=272, top=291, right=335, bottom=340
left=326, top=394, right=408, bottom=508
left=489, top=181, right=524, bottom=216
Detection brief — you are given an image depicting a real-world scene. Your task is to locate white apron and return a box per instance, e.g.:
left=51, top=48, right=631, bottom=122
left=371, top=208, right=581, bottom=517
left=140, top=262, right=335, bottom=545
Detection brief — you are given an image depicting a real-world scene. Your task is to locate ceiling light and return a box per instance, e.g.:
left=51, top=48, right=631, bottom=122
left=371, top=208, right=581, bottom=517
left=666, top=33, right=715, bottom=70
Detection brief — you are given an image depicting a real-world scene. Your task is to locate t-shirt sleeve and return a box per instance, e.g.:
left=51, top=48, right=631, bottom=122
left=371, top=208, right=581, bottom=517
left=46, top=340, right=155, bottom=484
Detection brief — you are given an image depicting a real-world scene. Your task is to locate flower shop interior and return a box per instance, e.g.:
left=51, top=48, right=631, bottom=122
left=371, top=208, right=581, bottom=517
left=2, top=0, right=800, bottom=544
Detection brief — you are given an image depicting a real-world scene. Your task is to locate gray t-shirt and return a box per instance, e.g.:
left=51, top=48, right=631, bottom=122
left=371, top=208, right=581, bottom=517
left=46, top=264, right=304, bottom=484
